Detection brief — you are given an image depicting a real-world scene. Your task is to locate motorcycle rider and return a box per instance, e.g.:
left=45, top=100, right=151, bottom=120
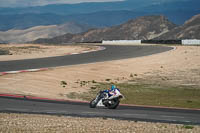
left=90, top=84, right=123, bottom=108
left=104, top=84, right=119, bottom=99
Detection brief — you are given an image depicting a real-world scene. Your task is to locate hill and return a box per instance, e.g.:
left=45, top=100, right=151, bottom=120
left=33, top=15, right=177, bottom=44
left=0, top=22, right=90, bottom=43
left=156, top=14, right=200, bottom=40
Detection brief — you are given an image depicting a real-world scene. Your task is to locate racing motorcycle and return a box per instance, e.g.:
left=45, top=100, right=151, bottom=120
left=89, top=88, right=124, bottom=109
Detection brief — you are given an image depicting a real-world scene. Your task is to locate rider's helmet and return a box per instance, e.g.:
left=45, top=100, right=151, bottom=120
left=111, top=85, right=116, bottom=91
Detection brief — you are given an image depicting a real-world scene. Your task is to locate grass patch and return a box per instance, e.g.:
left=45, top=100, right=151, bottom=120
left=183, top=125, right=194, bottom=129
left=66, top=92, right=79, bottom=99
left=117, top=83, right=200, bottom=109
left=0, top=49, right=10, bottom=55
left=0, top=46, right=47, bottom=55
left=67, top=82, right=200, bottom=109
left=13, top=46, right=41, bottom=49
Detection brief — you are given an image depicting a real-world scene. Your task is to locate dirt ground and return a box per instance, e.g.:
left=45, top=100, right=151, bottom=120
left=0, top=44, right=200, bottom=100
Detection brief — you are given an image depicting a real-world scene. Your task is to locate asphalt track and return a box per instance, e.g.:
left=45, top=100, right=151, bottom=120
left=0, top=45, right=173, bottom=72
left=0, top=96, right=200, bottom=125
left=1, top=45, right=200, bottom=125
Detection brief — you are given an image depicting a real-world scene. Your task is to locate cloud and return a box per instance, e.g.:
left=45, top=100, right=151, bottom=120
left=0, top=0, right=125, bottom=7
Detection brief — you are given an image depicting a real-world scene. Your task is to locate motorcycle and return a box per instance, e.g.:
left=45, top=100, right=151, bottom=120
left=89, top=88, right=124, bottom=109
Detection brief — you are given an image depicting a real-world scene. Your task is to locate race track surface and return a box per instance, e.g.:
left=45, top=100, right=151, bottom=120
left=0, top=45, right=173, bottom=72
left=0, top=96, right=200, bottom=125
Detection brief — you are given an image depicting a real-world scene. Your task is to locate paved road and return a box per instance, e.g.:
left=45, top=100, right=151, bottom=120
left=0, top=96, right=200, bottom=125
left=0, top=45, right=173, bottom=72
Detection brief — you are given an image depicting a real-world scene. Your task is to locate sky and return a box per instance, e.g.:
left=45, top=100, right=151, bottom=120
left=0, top=0, right=125, bottom=7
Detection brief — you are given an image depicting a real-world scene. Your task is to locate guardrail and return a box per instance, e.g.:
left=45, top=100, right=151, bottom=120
left=102, top=40, right=141, bottom=45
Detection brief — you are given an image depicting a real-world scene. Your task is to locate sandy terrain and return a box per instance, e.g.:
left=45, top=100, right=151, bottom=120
left=0, top=44, right=200, bottom=100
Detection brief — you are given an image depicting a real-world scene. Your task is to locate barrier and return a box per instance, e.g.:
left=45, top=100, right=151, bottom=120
left=182, top=40, right=200, bottom=45
left=102, top=40, right=200, bottom=45
left=102, top=40, right=141, bottom=45
left=142, top=40, right=181, bottom=44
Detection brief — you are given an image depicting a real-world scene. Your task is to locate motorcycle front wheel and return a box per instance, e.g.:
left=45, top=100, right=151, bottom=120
left=107, top=99, right=120, bottom=109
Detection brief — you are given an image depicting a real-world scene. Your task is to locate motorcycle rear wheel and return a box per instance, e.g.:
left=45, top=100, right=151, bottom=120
left=89, top=99, right=97, bottom=108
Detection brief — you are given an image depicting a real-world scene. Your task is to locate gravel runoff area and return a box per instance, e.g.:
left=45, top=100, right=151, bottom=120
left=0, top=113, right=200, bottom=133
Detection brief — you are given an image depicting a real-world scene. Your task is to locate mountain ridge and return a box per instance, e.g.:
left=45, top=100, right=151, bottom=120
left=156, top=14, right=200, bottom=40
left=32, top=15, right=177, bottom=44
left=33, top=14, right=200, bottom=44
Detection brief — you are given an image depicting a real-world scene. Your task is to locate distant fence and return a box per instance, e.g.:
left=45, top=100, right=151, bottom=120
left=102, top=40, right=141, bottom=45
left=182, top=40, right=200, bottom=45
